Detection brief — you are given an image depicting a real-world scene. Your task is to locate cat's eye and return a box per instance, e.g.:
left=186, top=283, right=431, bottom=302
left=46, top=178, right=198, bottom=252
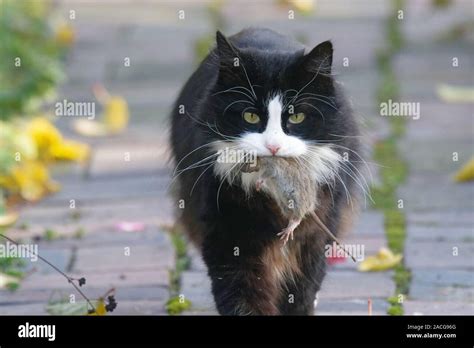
left=288, top=112, right=306, bottom=124
left=243, top=112, right=260, bottom=124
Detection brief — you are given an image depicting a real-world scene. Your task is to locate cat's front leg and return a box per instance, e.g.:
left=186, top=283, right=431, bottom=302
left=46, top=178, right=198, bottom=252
left=202, top=234, right=282, bottom=315
left=206, top=264, right=281, bottom=315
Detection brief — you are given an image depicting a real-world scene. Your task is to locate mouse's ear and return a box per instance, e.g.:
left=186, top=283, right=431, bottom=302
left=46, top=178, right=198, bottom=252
left=301, top=40, right=333, bottom=75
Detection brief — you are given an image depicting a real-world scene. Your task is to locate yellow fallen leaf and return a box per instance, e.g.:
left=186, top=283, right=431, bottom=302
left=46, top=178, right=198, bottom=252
left=56, top=23, right=75, bottom=46
left=104, top=96, right=129, bottom=134
left=73, top=119, right=109, bottom=137
left=454, top=158, right=474, bottom=182
left=280, top=0, right=314, bottom=14
left=26, top=117, right=62, bottom=160
left=358, top=247, right=402, bottom=272
left=88, top=298, right=107, bottom=316
left=0, top=211, right=19, bottom=228
left=0, top=161, right=60, bottom=202
left=73, top=86, right=129, bottom=137
left=50, top=139, right=90, bottom=162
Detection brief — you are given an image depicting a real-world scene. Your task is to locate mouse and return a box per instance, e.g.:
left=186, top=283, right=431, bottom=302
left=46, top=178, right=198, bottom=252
left=242, top=156, right=318, bottom=244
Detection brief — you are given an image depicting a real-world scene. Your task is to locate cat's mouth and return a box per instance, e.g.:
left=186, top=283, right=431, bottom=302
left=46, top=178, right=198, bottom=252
left=211, top=140, right=343, bottom=194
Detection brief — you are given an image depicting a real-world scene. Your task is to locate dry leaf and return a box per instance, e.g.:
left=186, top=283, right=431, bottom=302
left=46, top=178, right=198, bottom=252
left=0, top=211, right=19, bottom=228
left=454, top=158, right=474, bottom=182
left=437, top=84, right=474, bottom=103
left=358, top=247, right=402, bottom=272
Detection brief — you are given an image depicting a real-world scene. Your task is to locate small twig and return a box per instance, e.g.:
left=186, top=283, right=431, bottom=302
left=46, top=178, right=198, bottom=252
left=0, top=233, right=96, bottom=313
left=310, top=212, right=357, bottom=262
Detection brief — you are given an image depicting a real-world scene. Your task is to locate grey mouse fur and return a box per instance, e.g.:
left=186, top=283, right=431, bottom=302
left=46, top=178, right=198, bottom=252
left=243, top=157, right=319, bottom=244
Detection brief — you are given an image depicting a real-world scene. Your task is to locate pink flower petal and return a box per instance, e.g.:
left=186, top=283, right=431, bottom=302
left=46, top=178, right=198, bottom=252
left=115, top=221, right=145, bottom=232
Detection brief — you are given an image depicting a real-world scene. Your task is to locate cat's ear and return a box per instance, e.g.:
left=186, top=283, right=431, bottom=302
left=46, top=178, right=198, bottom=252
left=215, top=31, right=245, bottom=84
left=215, top=31, right=239, bottom=64
left=301, top=40, right=333, bottom=75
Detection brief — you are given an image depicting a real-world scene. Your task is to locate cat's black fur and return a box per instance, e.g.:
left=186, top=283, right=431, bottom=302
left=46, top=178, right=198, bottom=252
left=170, top=28, right=361, bottom=315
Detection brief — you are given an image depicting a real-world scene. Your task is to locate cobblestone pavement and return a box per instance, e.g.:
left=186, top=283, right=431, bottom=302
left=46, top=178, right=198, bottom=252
left=1, top=0, right=471, bottom=315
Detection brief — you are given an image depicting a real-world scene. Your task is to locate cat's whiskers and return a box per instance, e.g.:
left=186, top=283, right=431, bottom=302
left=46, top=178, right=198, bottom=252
left=185, top=111, right=238, bottom=142
left=287, top=55, right=330, bottom=106
left=302, top=147, right=355, bottom=210
left=294, top=102, right=326, bottom=124
left=212, top=86, right=256, bottom=102
left=312, top=141, right=374, bottom=186
left=223, top=99, right=254, bottom=116
left=297, top=155, right=336, bottom=207
left=189, top=141, right=248, bottom=197
left=305, top=144, right=372, bottom=206
left=294, top=95, right=339, bottom=111
left=173, top=141, right=244, bottom=194
left=190, top=162, right=215, bottom=196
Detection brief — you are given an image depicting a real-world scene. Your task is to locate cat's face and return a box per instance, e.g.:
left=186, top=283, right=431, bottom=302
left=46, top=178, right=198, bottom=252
left=208, top=32, right=350, bottom=187
left=209, top=33, right=340, bottom=157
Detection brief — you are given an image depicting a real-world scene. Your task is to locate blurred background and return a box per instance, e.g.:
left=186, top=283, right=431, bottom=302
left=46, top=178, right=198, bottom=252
left=0, top=0, right=472, bottom=316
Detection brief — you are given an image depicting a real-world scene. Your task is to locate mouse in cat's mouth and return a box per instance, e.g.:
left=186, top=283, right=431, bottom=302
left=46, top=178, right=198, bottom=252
left=241, top=156, right=318, bottom=244
left=241, top=156, right=354, bottom=260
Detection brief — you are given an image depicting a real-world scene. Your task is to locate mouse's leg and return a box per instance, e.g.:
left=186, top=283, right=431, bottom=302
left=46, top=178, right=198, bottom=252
left=277, top=217, right=302, bottom=245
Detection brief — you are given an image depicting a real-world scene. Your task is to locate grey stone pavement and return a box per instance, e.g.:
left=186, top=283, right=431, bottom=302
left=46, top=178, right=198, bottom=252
left=0, top=0, right=471, bottom=315
left=396, top=0, right=474, bottom=315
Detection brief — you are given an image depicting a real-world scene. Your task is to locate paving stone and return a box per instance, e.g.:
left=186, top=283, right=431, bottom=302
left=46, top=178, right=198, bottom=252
left=401, top=0, right=474, bottom=43
left=409, top=270, right=474, bottom=302
left=187, top=246, right=207, bottom=272
left=352, top=211, right=385, bottom=237
left=403, top=301, right=474, bottom=316
left=40, top=174, right=170, bottom=204
left=407, top=211, right=474, bottom=228
left=395, top=49, right=472, bottom=87
left=180, top=271, right=215, bottom=312
left=23, top=247, right=71, bottom=275
left=20, top=269, right=169, bottom=291
left=319, top=270, right=394, bottom=299
left=407, top=225, right=474, bottom=243
left=398, top=139, right=474, bottom=175
left=405, top=241, right=474, bottom=269
left=108, top=300, right=167, bottom=315
left=0, top=286, right=169, bottom=305
left=74, top=244, right=174, bottom=273
left=0, top=303, right=48, bottom=315
left=15, top=197, right=174, bottom=234
left=89, top=143, right=170, bottom=178
left=400, top=103, right=473, bottom=140
left=28, top=228, right=174, bottom=249
left=315, top=298, right=388, bottom=315
left=398, top=176, right=474, bottom=212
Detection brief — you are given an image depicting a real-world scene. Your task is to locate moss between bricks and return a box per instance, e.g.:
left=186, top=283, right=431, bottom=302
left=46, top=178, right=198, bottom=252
left=372, top=0, right=411, bottom=315
left=166, top=225, right=192, bottom=315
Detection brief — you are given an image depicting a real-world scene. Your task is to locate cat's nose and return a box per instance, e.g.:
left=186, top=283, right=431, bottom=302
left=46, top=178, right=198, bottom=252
left=266, top=144, right=281, bottom=156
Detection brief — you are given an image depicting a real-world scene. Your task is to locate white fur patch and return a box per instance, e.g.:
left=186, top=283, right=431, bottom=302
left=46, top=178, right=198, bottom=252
left=238, top=95, right=307, bottom=157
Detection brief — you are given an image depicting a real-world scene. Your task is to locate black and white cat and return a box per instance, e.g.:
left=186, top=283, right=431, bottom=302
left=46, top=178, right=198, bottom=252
left=170, top=28, right=362, bottom=315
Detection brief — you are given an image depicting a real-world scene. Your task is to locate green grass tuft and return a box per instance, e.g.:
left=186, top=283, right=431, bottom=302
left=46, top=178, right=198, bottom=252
left=166, top=296, right=192, bottom=315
